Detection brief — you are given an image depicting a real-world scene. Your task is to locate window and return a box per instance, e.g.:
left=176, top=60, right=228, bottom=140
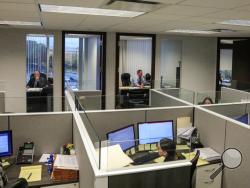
left=26, top=34, right=54, bottom=82
left=64, top=33, right=104, bottom=91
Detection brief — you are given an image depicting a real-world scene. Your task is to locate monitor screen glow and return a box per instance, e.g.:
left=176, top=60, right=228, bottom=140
left=138, top=121, right=174, bottom=145
left=107, top=125, right=135, bottom=151
left=0, top=130, right=13, bottom=157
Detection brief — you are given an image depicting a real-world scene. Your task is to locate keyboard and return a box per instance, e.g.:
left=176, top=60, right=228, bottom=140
left=132, top=152, right=159, bottom=165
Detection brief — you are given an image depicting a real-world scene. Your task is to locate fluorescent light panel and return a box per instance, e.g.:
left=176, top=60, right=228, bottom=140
left=0, top=21, right=41, bottom=26
left=40, top=4, right=145, bottom=18
left=218, top=20, right=250, bottom=26
left=167, top=29, right=218, bottom=34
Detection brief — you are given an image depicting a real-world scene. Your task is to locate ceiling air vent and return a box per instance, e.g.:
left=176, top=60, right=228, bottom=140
left=104, top=0, right=163, bottom=12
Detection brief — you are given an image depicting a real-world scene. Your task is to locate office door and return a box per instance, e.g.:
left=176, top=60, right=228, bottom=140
left=63, top=32, right=106, bottom=108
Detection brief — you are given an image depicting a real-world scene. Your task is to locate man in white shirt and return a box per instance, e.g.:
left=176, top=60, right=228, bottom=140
left=132, top=69, right=145, bottom=88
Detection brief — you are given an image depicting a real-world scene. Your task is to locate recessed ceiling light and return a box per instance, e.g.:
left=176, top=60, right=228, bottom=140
left=0, top=21, right=41, bottom=26
left=218, top=20, right=250, bottom=27
left=40, top=4, right=145, bottom=18
left=166, top=29, right=219, bottom=34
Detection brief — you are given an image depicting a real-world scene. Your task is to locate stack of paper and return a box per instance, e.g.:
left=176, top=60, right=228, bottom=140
left=100, top=144, right=133, bottom=170
left=19, top=165, right=42, bottom=183
left=53, top=155, right=79, bottom=170
left=195, top=148, right=221, bottom=162
left=182, top=152, right=209, bottom=166
left=52, top=155, right=79, bottom=182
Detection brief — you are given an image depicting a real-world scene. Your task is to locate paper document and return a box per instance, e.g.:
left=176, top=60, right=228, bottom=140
left=39, top=154, right=51, bottom=163
left=177, top=117, right=192, bottom=129
left=19, top=165, right=42, bottom=182
left=54, top=155, right=79, bottom=170
left=196, top=148, right=221, bottom=161
left=153, top=156, right=165, bottom=163
left=176, top=145, right=190, bottom=151
left=182, top=152, right=209, bottom=166
left=99, top=144, right=133, bottom=170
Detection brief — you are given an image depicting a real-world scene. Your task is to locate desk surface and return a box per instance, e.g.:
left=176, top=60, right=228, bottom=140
left=5, top=156, right=78, bottom=188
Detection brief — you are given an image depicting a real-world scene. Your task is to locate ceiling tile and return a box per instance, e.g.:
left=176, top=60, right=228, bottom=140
left=0, top=0, right=34, bottom=3
left=180, top=0, right=250, bottom=9
left=37, top=0, right=107, bottom=8
left=0, top=2, right=37, bottom=12
left=0, top=10, right=40, bottom=20
left=205, top=10, right=250, bottom=20
left=151, top=5, right=221, bottom=17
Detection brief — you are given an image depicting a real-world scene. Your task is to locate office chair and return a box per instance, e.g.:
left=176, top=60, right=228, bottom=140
left=5, top=178, right=28, bottom=188
left=190, top=150, right=200, bottom=188
left=145, top=73, right=151, bottom=86
left=121, top=73, right=131, bottom=86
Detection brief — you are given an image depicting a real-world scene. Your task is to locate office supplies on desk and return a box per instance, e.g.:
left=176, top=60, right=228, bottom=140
left=195, top=148, right=221, bottom=162
left=19, top=165, right=42, bottom=182
left=53, top=155, right=79, bottom=170
left=132, top=152, right=159, bottom=165
left=16, top=142, right=35, bottom=164
left=39, top=154, right=51, bottom=163
left=182, top=152, right=209, bottom=166
left=178, top=127, right=196, bottom=140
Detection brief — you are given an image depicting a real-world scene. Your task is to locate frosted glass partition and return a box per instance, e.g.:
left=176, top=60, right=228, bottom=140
left=156, top=88, right=195, bottom=104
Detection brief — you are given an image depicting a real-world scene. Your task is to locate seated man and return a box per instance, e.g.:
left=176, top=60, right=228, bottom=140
left=26, top=71, right=47, bottom=88
left=158, top=138, right=177, bottom=162
left=132, top=69, right=145, bottom=88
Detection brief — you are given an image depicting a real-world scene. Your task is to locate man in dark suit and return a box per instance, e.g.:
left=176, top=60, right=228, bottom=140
left=26, top=71, right=47, bottom=88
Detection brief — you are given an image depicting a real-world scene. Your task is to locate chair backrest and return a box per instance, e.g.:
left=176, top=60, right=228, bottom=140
left=121, top=73, right=131, bottom=86
left=6, top=178, right=28, bottom=188
left=145, top=73, right=151, bottom=82
left=190, top=150, right=200, bottom=188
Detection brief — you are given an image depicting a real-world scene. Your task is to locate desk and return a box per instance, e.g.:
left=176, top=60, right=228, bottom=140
left=26, top=87, right=53, bottom=112
left=118, top=87, right=150, bottom=108
left=5, top=156, right=78, bottom=188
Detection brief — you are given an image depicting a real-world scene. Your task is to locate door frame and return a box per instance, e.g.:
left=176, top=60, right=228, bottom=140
left=115, top=33, right=156, bottom=107
left=62, top=30, right=107, bottom=110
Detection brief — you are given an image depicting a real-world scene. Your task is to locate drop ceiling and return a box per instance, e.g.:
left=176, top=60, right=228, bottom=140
left=1, top=0, right=250, bottom=36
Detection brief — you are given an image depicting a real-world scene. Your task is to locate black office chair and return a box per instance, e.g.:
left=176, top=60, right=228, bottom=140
left=5, top=178, right=28, bottom=188
left=190, top=150, right=200, bottom=188
left=145, top=73, right=152, bottom=86
left=121, top=73, right=131, bottom=86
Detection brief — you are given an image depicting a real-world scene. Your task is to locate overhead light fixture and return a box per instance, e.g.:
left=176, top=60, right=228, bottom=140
left=166, top=29, right=219, bottom=34
left=0, top=21, right=41, bottom=26
left=39, top=4, right=145, bottom=18
left=218, top=20, right=250, bottom=27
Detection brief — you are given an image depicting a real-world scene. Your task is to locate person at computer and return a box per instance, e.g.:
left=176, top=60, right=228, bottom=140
left=158, top=138, right=177, bottom=162
left=132, top=69, right=145, bottom=88
left=26, top=71, right=47, bottom=88
left=201, top=97, right=213, bottom=105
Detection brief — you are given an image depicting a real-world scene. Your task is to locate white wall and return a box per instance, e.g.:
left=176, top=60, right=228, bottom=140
left=0, top=28, right=62, bottom=112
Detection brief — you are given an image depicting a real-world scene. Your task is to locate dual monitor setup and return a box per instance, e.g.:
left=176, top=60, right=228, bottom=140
left=107, top=120, right=174, bottom=152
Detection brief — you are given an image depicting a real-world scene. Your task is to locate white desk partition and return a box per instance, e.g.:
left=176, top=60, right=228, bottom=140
left=223, top=120, right=250, bottom=188
left=202, top=103, right=247, bottom=118
left=0, top=115, right=8, bottom=130
left=221, top=87, right=248, bottom=103
left=194, top=107, right=226, bottom=154
left=0, top=91, right=5, bottom=113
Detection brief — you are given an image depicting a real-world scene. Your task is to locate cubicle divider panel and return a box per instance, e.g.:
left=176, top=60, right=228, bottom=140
left=0, top=116, right=8, bottom=130
left=203, top=103, right=247, bottom=118
left=223, top=121, right=250, bottom=188
left=9, top=113, right=73, bottom=155
left=73, top=118, right=95, bottom=188
left=194, top=108, right=226, bottom=153
left=245, top=103, right=250, bottom=114
left=146, top=107, right=194, bottom=138
left=0, top=92, right=5, bottom=113
left=108, top=165, right=191, bottom=188
left=150, top=90, right=189, bottom=107
left=221, top=87, right=248, bottom=103
left=82, top=110, right=145, bottom=140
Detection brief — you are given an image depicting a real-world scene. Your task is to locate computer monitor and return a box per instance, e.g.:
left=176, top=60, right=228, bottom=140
left=107, top=125, right=135, bottom=151
left=0, top=130, right=13, bottom=158
left=138, top=120, right=174, bottom=145
left=235, top=114, right=249, bottom=124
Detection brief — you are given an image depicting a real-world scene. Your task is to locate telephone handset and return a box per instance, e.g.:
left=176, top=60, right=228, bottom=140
left=16, top=142, right=35, bottom=164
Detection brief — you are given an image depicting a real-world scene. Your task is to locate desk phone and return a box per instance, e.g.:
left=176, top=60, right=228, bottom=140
left=16, top=142, right=35, bottom=164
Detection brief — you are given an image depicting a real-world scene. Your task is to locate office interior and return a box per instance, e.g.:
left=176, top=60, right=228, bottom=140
left=1, top=0, right=250, bottom=188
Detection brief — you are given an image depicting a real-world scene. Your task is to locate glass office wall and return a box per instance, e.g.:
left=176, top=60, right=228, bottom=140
left=64, top=33, right=103, bottom=91
left=160, top=39, right=182, bottom=88
left=26, top=34, right=54, bottom=83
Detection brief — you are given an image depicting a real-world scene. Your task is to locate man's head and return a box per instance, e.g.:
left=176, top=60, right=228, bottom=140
left=34, top=71, right=40, bottom=80
left=158, top=138, right=176, bottom=157
left=137, top=69, right=143, bottom=77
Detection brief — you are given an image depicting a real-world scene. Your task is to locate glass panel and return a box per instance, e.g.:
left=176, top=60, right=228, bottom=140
left=219, top=49, right=233, bottom=87
left=119, top=36, right=152, bottom=88
left=64, top=34, right=102, bottom=91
